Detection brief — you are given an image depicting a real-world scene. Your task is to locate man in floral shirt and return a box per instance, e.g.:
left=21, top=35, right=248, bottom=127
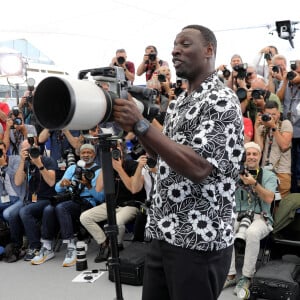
left=113, top=24, right=244, bottom=300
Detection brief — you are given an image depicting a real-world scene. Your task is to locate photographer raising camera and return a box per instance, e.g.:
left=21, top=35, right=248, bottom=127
left=254, top=100, right=293, bottom=198
left=224, top=142, right=278, bottom=294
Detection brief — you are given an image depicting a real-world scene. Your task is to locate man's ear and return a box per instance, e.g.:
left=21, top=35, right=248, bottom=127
left=205, top=43, right=214, bottom=58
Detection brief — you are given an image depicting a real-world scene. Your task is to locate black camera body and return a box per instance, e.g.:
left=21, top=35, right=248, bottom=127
left=237, top=210, right=254, bottom=223
left=272, top=65, right=280, bottom=73
left=88, top=66, right=160, bottom=121
left=74, top=163, right=95, bottom=182
left=233, top=63, right=248, bottom=79
left=157, top=74, right=166, bottom=82
left=222, top=68, right=231, bottom=79
left=148, top=53, right=157, bottom=61
left=264, top=52, right=273, bottom=61
left=287, top=71, right=296, bottom=81
left=26, top=133, right=40, bottom=159
left=251, top=89, right=266, bottom=99
left=261, top=113, right=272, bottom=122
left=117, top=56, right=125, bottom=65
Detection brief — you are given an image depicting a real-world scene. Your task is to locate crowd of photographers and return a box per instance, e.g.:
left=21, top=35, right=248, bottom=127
left=0, top=44, right=299, bottom=286
left=217, top=46, right=300, bottom=295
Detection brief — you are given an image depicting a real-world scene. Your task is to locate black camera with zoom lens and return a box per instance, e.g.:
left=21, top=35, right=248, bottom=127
left=251, top=89, right=266, bottom=99
left=111, top=148, right=121, bottom=160
left=222, top=68, right=231, bottom=79
left=74, top=160, right=95, bottom=182
left=272, top=65, right=280, bottom=73
left=287, top=71, right=296, bottom=81
left=148, top=53, right=157, bottom=61
left=157, top=74, right=166, bottom=82
left=236, top=88, right=247, bottom=102
left=146, top=157, right=157, bottom=168
left=233, top=63, right=248, bottom=79
left=117, top=57, right=125, bottom=65
left=26, top=133, right=40, bottom=159
left=264, top=52, right=272, bottom=61
left=287, top=60, right=297, bottom=81
left=261, top=113, right=272, bottom=122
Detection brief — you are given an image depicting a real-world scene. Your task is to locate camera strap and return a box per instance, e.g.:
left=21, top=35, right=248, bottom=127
left=263, top=121, right=282, bottom=168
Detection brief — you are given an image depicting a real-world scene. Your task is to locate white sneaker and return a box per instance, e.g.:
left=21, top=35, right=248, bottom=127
left=31, top=247, right=55, bottom=265
left=62, top=247, right=76, bottom=267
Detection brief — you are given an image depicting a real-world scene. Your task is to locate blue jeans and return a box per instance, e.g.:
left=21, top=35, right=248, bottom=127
left=7, top=201, right=25, bottom=248
left=0, top=196, right=20, bottom=221
left=41, top=204, right=59, bottom=240
left=55, top=200, right=82, bottom=240
left=19, top=200, right=50, bottom=249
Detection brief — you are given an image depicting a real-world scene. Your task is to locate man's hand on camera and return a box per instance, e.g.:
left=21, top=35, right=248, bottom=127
left=80, top=177, right=92, bottom=189
left=112, top=157, right=123, bottom=173
left=113, top=94, right=144, bottom=132
left=240, top=173, right=256, bottom=186
left=60, top=179, right=71, bottom=188
left=30, top=155, right=43, bottom=169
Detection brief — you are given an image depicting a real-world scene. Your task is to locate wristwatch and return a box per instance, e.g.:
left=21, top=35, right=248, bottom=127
left=39, top=165, right=45, bottom=171
left=272, top=127, right=277, bottom=132
left=133, top=119, right=150, bottom=137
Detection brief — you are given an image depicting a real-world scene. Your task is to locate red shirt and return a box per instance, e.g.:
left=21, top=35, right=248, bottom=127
left=0, top=102, right=10, bottom=131
left=243, top=116, right=254, bottom=141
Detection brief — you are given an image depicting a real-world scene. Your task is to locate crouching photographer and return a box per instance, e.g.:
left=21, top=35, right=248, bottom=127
left=30, top=144, right=104, bottom=267
left=223, top=142, right=278, bottom=295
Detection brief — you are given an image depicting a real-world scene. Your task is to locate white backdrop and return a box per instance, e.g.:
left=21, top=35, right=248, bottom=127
left=1, top=0, right=299, bottom=85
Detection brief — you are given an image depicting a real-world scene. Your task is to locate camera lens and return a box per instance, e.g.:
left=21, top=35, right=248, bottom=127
left=117, top=57, right=125, bottom=65
left=272, top=65, right=279, bottom=73
left=29, top=147, right=40, bottom=159
left=222, top=69, right=231, bottom=79
left=112, top=148, right=121, bottom=160
left=13, top=118, right=23, bottom=126
left=261, top=114, right=271, bottom=122
left=236, top=88, right=247, bottom=102
left=251, top=89, right=264, bottom=100
left=147, top=157, right=157, bottom=168
left=157, top=74, right=166, bottom=82
left=287, top=71, right=296, bottom=81
left=148, top=53, right=157, bottom=61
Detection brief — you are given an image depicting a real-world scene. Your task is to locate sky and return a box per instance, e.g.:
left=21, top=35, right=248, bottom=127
left=1, top=0, right=300, bottom=85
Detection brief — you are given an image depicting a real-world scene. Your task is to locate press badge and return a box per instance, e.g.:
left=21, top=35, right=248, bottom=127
left=1, top=194, right=9, bottom=203
left=32, top=193, right=37, bottom=202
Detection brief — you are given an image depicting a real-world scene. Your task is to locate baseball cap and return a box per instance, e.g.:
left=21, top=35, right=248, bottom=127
left=244, top=142, right=261, bottom=153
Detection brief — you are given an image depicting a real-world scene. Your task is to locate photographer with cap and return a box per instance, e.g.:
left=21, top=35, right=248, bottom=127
left=80, top=140, right=146, bottom=263
left=30, top=143, right=104, bottom=267
left=223, top=142, right=278, bottom=295
left=110, top=48, right=135, bottom=83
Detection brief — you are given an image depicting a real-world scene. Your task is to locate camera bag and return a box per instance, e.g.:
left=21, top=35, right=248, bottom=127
left=108, top=241, right=149, bottom=286
left=250, top=259, right=300, bottom=300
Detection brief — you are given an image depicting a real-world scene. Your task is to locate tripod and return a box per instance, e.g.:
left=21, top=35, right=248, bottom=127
left=98, top=133, right=124, bottom=300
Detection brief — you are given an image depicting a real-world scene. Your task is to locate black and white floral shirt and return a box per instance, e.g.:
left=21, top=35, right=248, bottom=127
left=145, top=73, right=244, bottom=251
